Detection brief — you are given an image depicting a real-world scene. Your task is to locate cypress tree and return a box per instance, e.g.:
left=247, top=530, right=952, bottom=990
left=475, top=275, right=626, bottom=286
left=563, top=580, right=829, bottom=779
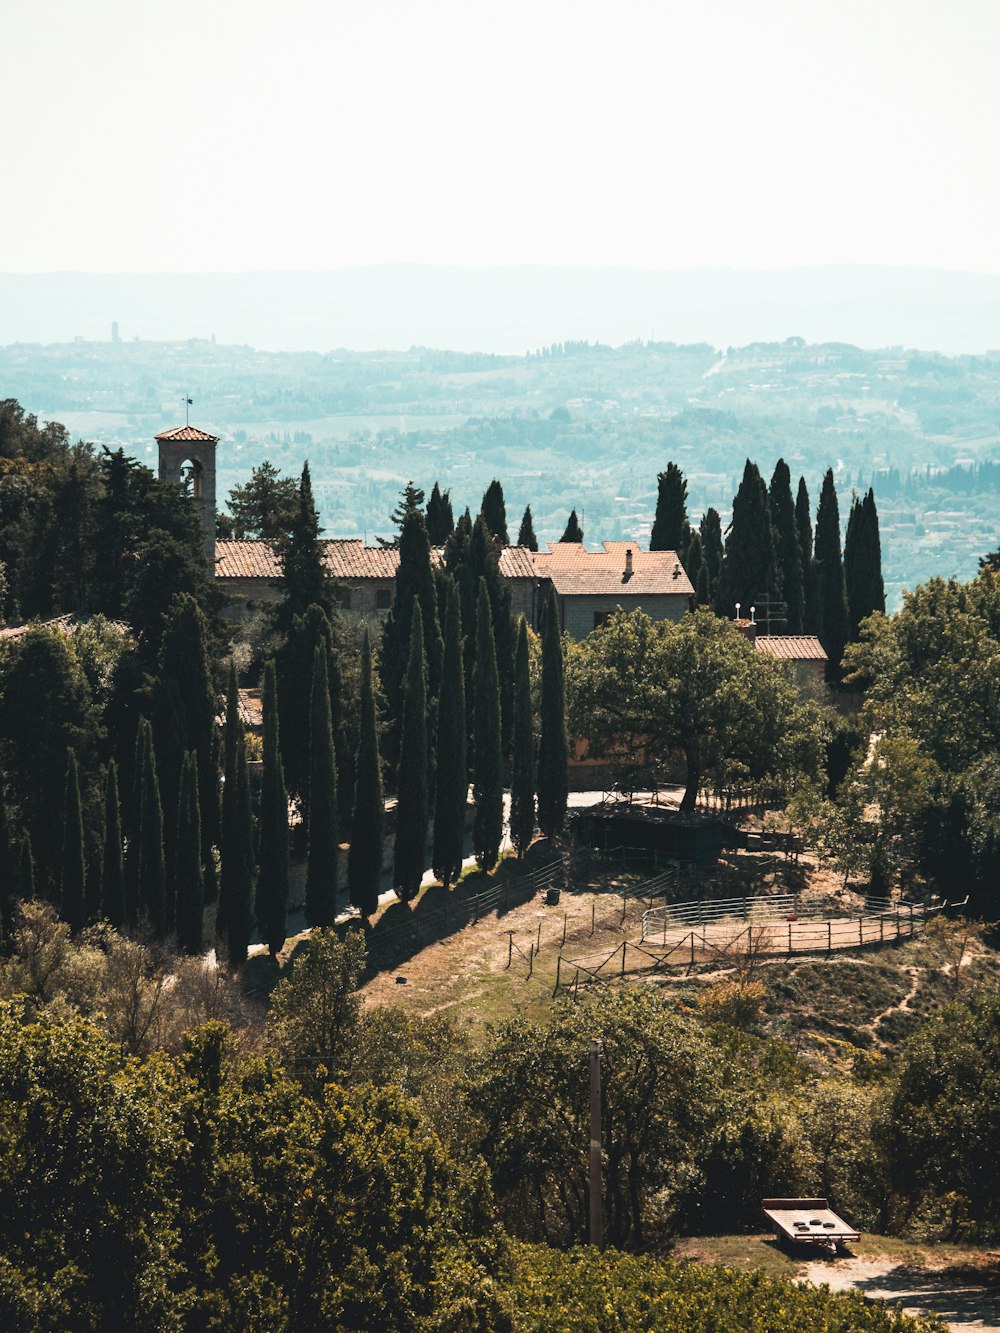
left=769, top=459, right=805, bottom=633
left=393, top=607, right=430, bottom=900
left=845, top=488, right=886, bottom=639
left=19, top=832, right=35, bottom=903
left=472, top=579, right=503, bottom=871
left=101, top=759, right=126, bottom=929
left=276, top=461, right=333, bottom=634
left=517, top=505, right=538, bottom=551
left=0, top=800, right=14, bottom=949
left=796, top=477, right=821, bottom=633
left=718, top=460, right=776, bottom=618
left=60, top=749, right=86, bottom=932
left=138, top=718, right=167, bottom=938
left=650, top=463, right=689, bottom=551
left=449, top=515, right=514, bottom=760
left=432, top=581, right=467, bottom=887
left=220, top=662, right=255, bottom=967
left=700, top=508, right=724, bottom=612
left=175, top=751, right=204, bottom=955
left=537, top=586, right=568, bottom=839
left=348, top=628, right=384, bottom=918
left=685, top=531, right=705, bottom=605
left=125, top=719, right=147, bottom=926
left=277, top=603, right=341, bottom=817
left=306, top=643, right=338, bottom=925
left=425, top=481, right=455, bottom=545
left=560, top=509, right=584, bottom=543
left=481, top=479, right=509, bottom=545
left=814, top=468, right=850, bottom=675
left=509, top=617, right=535, bottom=859
left=257, top=661, right=289, bottom=958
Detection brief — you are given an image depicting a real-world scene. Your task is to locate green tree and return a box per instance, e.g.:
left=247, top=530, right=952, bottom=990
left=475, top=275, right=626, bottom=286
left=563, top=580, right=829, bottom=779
left=277, top=602, right=342, bottom=818
left=718, top=459, right=776, bottom=619
left=220, top=663, right=255, bottom=967
left=473, top=580, right=503, bottom=871
left=275, top=462, right=333, bottom=636
left=137, top=718, right=166, bottom=938
left=700, top=507, right=724, bottom=612
left=393, top=608, right=430, bottom=901
left=796, top=475, right=822, bottom=634
left=101, top=759, right=126, bottom=929
left=267, top=929, right=366, bottom=1092
left=306, top=644, right=338, bottom=926
left=348, top=628, right=384, bottom=918
left=844, top=488, right=886, bottom=640
left=815, top=468, right=849, bottom=674
left=18, top=832, right=34, bottom=902
left=769, top=458, right=804, bottom=634
left=225, top=459, right=298, bottom=540
left=517, top=504, right=538, bottom=551
left=537, top=587, right=568, bottom=838
left=480, top=478, right=509, bottom=545
left=432, top=581, right=467, bottom=887
left=510, top=617, right=535, bottom=859
left=560, top=508, right=584, bottom=543
left=650, top=462, right=689, bottom=552
left=256, top=661, right=289, bottom=958
left=60, top=749, right=86, bottom=932
left=0, top=800, right=14, bottom=948
left=424, top=481, right=454, bottom=545
left=174, top=751, right=204, bottom=955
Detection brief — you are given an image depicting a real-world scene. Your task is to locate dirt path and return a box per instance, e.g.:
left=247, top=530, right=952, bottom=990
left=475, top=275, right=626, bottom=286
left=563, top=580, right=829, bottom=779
left=801, top=1255, right=1000, bottom=1330
left=863, top=965, right=922, bottom=1047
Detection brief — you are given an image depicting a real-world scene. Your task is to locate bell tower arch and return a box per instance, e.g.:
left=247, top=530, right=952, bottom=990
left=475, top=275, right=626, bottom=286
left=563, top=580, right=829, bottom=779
left=155, top=424, right=219, bottom=563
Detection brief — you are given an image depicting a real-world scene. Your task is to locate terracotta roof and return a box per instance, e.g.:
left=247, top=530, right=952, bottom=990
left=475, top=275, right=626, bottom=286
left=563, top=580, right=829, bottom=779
left=534, top=541, right=694, bottom=598
left=215, top=538, right=539, bottom=582
left=155, top=425, right=220, bottom=443
left=754, top=635, right=828, bottom=662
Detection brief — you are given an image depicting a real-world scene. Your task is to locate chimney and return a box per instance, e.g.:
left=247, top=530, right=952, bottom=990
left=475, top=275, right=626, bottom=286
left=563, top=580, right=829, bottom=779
left=624, top=548, right=633, bottom=579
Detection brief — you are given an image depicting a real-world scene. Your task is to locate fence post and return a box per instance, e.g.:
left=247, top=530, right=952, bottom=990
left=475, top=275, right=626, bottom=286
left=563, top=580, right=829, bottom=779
left=880, top=916, right=884, bottom=943
left=554, top=955, right=561, bottom=995
left=859, top=917, right=864, bottom=947
left=528, top=943, right=534, bottom=977
left=621, top=942, right=627, bottom=977
left=506, top=931, right=513, bottom=969
left=690, top=932, right=695, bottom=967
left=562, top=912, right=568, bottom=947
left=591, top=901, right=596, bottom=936
left=788, top=922, right=792, bottom=954
left=827, top=921, right=832, bottom=952
left=537, top=920, right=542, bottom=953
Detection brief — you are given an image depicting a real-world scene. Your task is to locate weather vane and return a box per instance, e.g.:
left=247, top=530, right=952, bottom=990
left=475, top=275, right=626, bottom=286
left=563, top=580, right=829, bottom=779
left=185, top=394, right=193, bottom=426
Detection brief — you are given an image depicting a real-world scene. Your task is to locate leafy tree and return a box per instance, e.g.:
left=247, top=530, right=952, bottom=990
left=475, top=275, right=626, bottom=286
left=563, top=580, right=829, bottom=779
left=266, top=929, right=365, bottom=1092
left=174, top=752, right=204, bottom=955
left=559, top=508, right=584, bottom=543
left=101, top=759, right=126, bottom=929
left=718, top=459, right=776, bottom=619
left=225, top=460, right=298, bottom=540
left=432, top=581, right=467, bottom=887
left=769, top=459, right=804, bottom=633
left=472, top=581, right=503, bottom=872
left=517, top=504, right=538, bottom=551
left=219, top=662, right=255, bottom=968
left=480, top=478, right=509, bottom=545
left=126, top=527, right=215, bottom=666
left=348, top=628, right=383, bottom=918
left=424, top=481, right=454, bottom=545
left=650, top=462, right=689, bottom=552
left=137, top=718, right=166, bottom=938
left=537, top=587, right=568, bottom=838
left=306, top=644, right=339, bottom=926
left=510, top=617, right=535, bottom=859
left=256, top=661, right=289, bottom=958
left=393, top=607, right=430, bottom=902
left=815, top=468, right=849, bottom=673
left=60, top=750, right=86, bottom=932
left=275, top=462, right=333, bottom=636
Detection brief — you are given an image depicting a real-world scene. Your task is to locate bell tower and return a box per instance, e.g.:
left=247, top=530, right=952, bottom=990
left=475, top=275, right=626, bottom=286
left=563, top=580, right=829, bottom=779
left=155, top=424, right=219, bottom=563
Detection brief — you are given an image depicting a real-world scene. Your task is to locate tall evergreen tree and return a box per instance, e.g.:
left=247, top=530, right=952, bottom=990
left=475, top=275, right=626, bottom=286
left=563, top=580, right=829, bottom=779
left=448, top=515, right=514, bottom=759
left=700, top=508, right=724, bottom=612
left=718, top=460, right=776, bottom=618
left=125, top=718, right=148, bottom=925
left=480, top=479, right=509, bottom=545
left=814, top=468, right=850, bottom=675
left=432, top=581, right=467, bottom=887
left=796, top=476, right=821, bottom=633
left=220, top=661, right=254, bottom=968
left=256, top=661, right=289, bottom=958
left=560, top=509, right=584, bottom=543
left=60, top=749, right=86, bottom=932
left=517, top=505, right=538, bottom=551
left=0, top=800, right=14, bottom=949
left=18, top=832, right=35, bottom=903
left=100, top=759, right=126, bottom=929
left=768, top=459, right=805, bottom=633
left=348, top=628, right=384, bottom=919
left=472, top=580, right=503, bottom=871
left=684, top=531, right=705, bottom=605
left=174, top=751, right=204, bottom=955
left=137, top=718, right=166, bottom=938
left=650, top=463, right=689, bottom=552
left=306, top=644, right=338, bottom=926
left=393, top=608, right=430, bottom=900
left=509, top=617, right=535, bottom=859
left=844, top=487, right=886, bottom=639
left=425, top=482, right=454, bottom=545
left=276, top=462, right=333, bottom=634
left=277, top=602, right=342, bottom=816
left=537, top=586, right=568, bottom=839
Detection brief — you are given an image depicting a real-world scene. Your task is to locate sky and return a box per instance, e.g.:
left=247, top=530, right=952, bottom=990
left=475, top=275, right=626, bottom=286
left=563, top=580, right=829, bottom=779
left=2, top=0, right=999, bottom=275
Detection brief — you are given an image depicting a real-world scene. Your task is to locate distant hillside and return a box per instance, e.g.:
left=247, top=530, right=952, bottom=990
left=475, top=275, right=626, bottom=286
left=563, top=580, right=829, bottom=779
left=3, top=264, right=1000, bottom=355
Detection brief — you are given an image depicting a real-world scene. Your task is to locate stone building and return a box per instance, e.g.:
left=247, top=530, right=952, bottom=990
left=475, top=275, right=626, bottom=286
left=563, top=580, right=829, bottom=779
left=533, top=541, right=693, bottom=639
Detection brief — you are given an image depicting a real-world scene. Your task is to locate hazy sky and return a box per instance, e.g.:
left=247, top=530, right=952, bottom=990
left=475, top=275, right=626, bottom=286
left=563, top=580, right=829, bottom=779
left=3, top=0, right=998, bottom=274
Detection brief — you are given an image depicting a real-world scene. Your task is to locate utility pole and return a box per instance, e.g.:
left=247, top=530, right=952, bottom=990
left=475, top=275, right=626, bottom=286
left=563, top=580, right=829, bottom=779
left=589, top=1038, right=603, bottom=1247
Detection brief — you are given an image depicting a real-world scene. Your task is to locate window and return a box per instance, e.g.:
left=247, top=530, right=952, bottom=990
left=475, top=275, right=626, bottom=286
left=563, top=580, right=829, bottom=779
left=376, top=588, right=392, bottom=611
left=338, top=588, right=352, bottom=611
left=593, top=611, right=613, bottom=629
